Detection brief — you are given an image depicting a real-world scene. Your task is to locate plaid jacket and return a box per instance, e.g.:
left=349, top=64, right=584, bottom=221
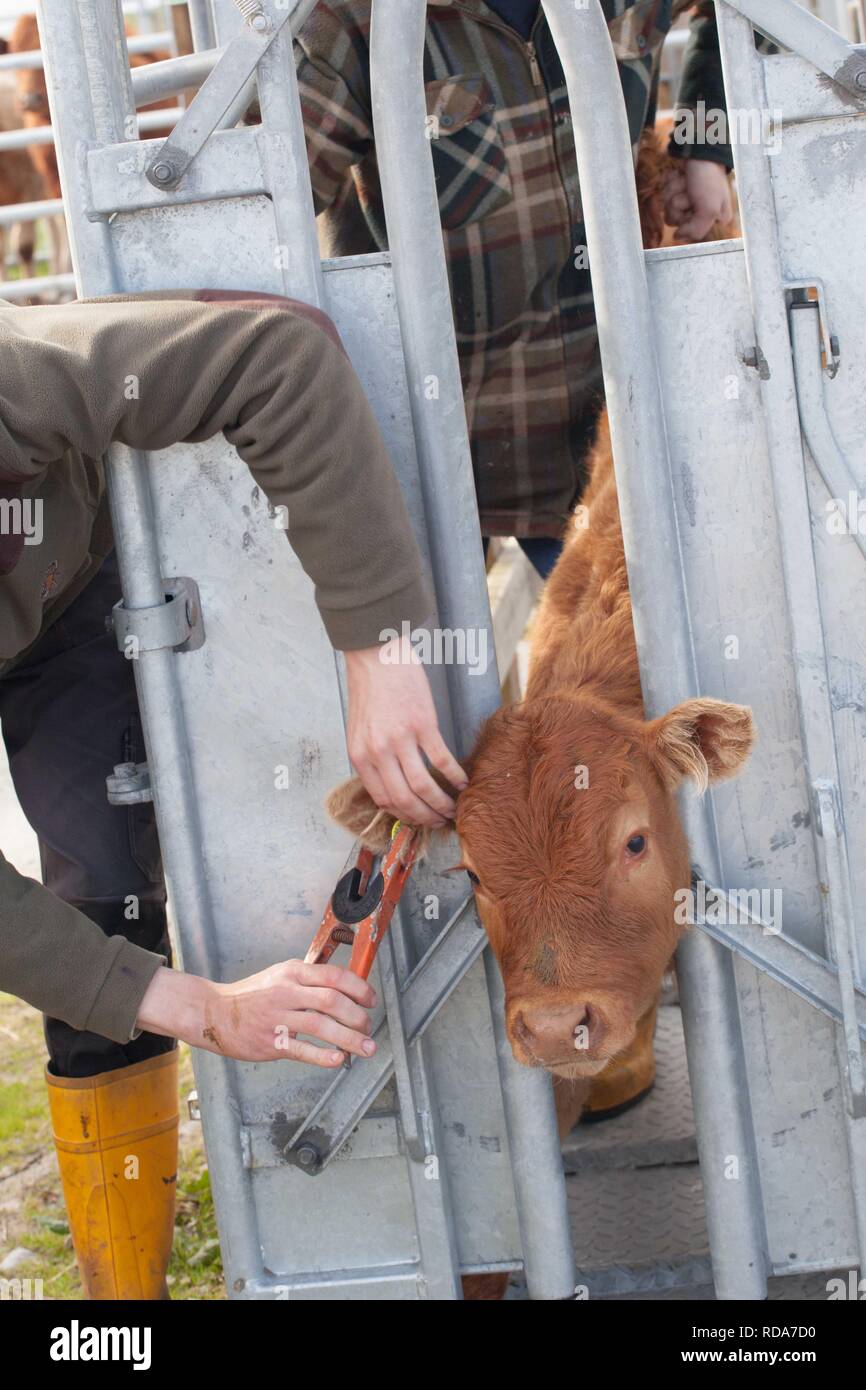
left=295, top=0, right=725, bottom=535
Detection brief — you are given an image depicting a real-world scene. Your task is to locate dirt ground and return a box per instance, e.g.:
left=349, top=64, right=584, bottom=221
left=0, top=748, right=226, bottom=1300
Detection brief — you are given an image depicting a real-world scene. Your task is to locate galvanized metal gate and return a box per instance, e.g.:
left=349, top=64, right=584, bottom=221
left=36, top=0, right=577, bottom=1300
left=544, top=0, right=866, bottom=1298
left=34, top=0, right=866, bottom=1299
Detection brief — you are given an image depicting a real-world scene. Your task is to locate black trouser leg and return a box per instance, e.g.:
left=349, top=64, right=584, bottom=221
left=0, top=553, right=173, bottom=1078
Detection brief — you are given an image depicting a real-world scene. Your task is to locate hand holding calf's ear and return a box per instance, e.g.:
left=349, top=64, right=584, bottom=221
left=343, top=635, right=468, bottom=828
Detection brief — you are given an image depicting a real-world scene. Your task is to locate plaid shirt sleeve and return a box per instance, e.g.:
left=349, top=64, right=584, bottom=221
left=293, top=7, right=374, bottom=214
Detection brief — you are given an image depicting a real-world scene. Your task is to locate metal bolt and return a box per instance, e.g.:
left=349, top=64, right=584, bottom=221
left=185, top=598, right=198, bottom=628
left=251, top=12, right=270, bottom=31
left=151, top=161, right=175, bottom=185
left=855, top=70, right=866, bottom=90
left=296, top=1144, right=319, bottom=1169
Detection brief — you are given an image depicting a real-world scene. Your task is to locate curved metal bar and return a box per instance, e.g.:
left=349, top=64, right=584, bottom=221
left=543, top=0, right=770, bottom=1299
left=790, top=305, right=866, bottom=567
left=36, top=0, right=265, bottom=1294
left=370, top=0, right=576, bottom=1302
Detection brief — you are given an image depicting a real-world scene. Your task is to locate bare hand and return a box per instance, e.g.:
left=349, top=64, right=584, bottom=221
left=662, top=158, right=733, bottom=242
left=136, top=959, right=378, bottom=1066
left=343, top=636, right=468, bottom=827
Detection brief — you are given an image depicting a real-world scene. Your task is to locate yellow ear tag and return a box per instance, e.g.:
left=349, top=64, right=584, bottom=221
left=391, top=820, right=403, bottom=840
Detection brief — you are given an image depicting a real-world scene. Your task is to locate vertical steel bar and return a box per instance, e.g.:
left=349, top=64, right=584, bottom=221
left=380, top=925, right=463, bottom=1299
left=369, top=0, right=502, bottom=754
left=370, top=0, right=577, bottom=1301
left=254, top=28, right=325, bottom=305
left=541, top=0, right=769, bottom=1298
left=187, top=0, right=216, bottom=51
left=37, top=0, right=265, bottom=1293
left=716, top=0, right=866, bottom=1273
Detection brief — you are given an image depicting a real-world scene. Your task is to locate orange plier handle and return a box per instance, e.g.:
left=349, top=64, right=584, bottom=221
left=304, top=823, right=421, bottom=980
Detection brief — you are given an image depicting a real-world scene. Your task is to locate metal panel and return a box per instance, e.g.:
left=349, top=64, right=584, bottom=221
left=645, top=205, right=865, bottom=1273
left=35, top=0, right=577, bottom=1299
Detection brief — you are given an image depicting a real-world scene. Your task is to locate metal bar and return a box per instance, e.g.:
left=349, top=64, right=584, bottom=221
left=721, top=0, right=866, bottom=95
left=814, top=783, right=866, bottom=1114
left=252, top=18, right=324, bottom=303
left=482, top=951, right=576, bottom=1300
left=0, top=272, right=74, bottom=300
left=693, top=880, right=866, bottom=1041
left=187, top=0, right=216, bottom=51
left=131, top=47, right=223, bottom=103
left=716, top=0, right=866, bottom=1276
left=369, top=0, right=502, bottom=749
left=543, top=0, right=769, bottom=1301
left=371, top=0, right=576, bottom=1303
left=0, top=197, right=63, bottom=224
left=380, top=918, right=463, bottom=1299
left=0, top=31, right=174, bottom=70
left=144, top=24, right=280, bottom=186
left=283, top=896, right=486, bottom=1169
left=143, top=0, right=318, bottom=186
left=86, top=130, right=267, bottom=216
left=790, top=303, right=866, bottom=567
left=0, top=104, right=178, bottom=155
left=36, top=0, right=266, bottom=1292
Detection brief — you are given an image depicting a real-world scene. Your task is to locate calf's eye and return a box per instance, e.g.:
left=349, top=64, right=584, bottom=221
left=466, top=869, right=481, bottom=887
left=626, top=834, right=647, bottom=857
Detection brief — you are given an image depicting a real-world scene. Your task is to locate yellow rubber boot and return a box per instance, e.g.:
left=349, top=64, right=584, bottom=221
left=583, top=1001, right=658, bottom=1122
left=46, top=1050, right=179, bottom=1299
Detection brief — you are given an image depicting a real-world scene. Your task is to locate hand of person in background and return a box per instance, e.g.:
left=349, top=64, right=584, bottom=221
left=136, top=958, right=378, bottom=1066
left=662, top=158, right=733, bottom=242
left=344, top=634, right=468, bottom=827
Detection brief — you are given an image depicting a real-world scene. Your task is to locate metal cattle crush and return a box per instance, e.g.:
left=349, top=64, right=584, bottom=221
left=30, top=0, right=866, bottom=1299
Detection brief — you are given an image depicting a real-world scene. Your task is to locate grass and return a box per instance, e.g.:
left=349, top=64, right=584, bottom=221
left=0, top=991, right=226, bottom=1300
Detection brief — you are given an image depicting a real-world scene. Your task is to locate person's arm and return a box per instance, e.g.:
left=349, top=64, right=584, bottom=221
left=293, top=4, right=374, bottom=215
left=669, top=3, right=732, bottom=169
left=665, top=4, right=734, bottom=240
left=0, top=850, right=163, bottom=1041
left=0, top=848, right=377, bottom=1066
left=136, top=959, right=376, bottom=1065
left=0, top=291, right=466, bottom=821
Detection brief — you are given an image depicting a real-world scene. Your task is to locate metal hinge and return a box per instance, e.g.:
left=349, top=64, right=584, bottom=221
left=111, top=576, right=205, bottom=657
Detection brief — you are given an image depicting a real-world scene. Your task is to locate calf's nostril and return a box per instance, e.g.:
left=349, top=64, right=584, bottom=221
left=513, top=1011, right=533, bottom=1047
left=572, top=1005, right=592, bottom=1050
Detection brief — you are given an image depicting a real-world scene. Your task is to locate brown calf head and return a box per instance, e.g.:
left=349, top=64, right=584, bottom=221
left=327, top=693, right=753, bottom=1080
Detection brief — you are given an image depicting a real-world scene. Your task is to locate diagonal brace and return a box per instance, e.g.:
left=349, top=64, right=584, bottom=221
left=145, top=1, right=291, bottom=190
left=719, top=0, right=866, bottom=98
left=282, top=893, right=486, bottom=1173
left=690, top=872, right=866, bottom=1049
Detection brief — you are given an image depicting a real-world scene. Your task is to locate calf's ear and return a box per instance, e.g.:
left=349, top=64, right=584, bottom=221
left=647, top=697, right=755, bottom=793
left=325, top=776, right=395, bottom=854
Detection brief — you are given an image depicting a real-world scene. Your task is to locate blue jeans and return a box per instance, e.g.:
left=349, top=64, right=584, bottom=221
left=483, top=536, right=562, bottom=580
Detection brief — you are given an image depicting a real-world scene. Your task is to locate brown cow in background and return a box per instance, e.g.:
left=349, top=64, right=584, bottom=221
left=0, top=54, right=40, bottom=281
left=8, top=13, right=173, bottom=201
